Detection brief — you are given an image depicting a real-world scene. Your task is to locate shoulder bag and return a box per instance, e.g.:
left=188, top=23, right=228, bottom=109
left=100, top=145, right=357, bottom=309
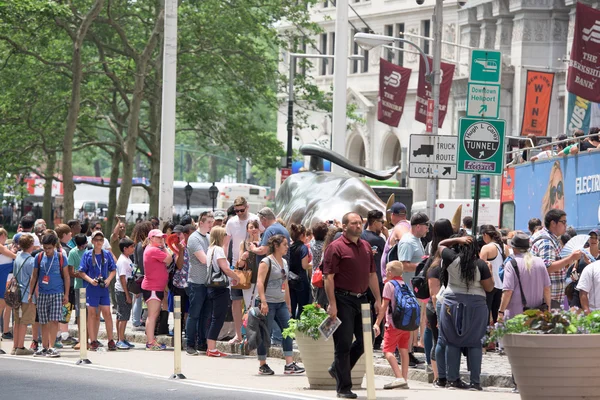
left=206, top=247, right=229, bottom=288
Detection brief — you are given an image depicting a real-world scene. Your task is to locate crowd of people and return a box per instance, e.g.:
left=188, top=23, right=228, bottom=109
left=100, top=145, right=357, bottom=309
left=1, top=196, right=599, bottom=398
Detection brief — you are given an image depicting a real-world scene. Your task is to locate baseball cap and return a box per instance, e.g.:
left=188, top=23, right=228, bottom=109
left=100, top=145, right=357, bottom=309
left=148, top=229, right=164, bottom=239
left=91, top=231, right=104, bottom=239
left=214, top=211, right=226, bottom=220
left=172, top=225, right=185, bottom=233
left=589, top=228, right=599, bottom=236
left=257, top=207, right=275, bottom=219
left=387, top=202, right=407, bottom=214
left=410, top=212, right=429, bottom=226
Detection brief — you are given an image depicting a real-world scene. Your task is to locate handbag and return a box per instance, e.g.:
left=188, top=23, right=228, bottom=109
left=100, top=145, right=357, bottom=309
left=311, top=264, right=324, bottom=288
left=232, top=267, right=252, bottom=290
left=509, top=259, right=549, bottom=312
left=206, top=248, right=229, bottom=288
left=287, top=270, right=302, bottom=291
left=127, top=263, right=144, bottom=295
left=154, top=309, right=169, bottom=336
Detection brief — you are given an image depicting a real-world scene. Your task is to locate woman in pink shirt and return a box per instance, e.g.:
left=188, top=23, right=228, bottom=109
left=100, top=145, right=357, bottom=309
left=142, top=229, right=172, bottom=350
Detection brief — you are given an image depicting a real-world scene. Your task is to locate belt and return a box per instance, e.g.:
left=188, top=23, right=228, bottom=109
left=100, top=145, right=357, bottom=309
left=335, top=289, right=367, bottom=298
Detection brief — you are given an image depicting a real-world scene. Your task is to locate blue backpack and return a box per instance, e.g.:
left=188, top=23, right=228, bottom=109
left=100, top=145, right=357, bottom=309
left=390, top=280, right=420, bottom=331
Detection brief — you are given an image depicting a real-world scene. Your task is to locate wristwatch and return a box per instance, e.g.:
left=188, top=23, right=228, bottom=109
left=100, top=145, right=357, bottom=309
left=498, top=310, right=505, bottom=315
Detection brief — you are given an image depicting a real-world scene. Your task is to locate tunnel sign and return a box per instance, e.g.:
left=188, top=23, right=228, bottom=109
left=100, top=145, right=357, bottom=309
left=458, top=118, right=505, bottom=176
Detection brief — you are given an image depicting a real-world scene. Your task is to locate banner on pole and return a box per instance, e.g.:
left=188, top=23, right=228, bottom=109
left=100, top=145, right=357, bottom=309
left=520, top=70, right=554, bottom=136
left=565, top=92, right=593, bottom=134
left=415, top=56, right=455, bottom=127
left=377, top=58, right=411, bottom=127
left=566, top=2, right=600, bottom=102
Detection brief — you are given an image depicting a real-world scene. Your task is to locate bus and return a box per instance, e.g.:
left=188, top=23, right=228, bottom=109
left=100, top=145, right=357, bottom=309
left=500, top=149, right=600, bottom=233
left=411, top=198, right=500, bottom=227
left=172, top=181, right=269, bottom=215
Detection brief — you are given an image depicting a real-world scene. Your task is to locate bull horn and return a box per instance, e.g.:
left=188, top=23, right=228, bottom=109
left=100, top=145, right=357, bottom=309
left=385, top=194, right=395, bottom=229
left=451, top=204, right=462, bottom=233
left=300, top=143, right=400, bottom=180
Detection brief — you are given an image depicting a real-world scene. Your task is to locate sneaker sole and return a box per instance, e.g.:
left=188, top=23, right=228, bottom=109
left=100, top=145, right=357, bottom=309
left=259, top=371, right=275, bottom=375
left=186, top=352, right=199, bottom=356
left=284, top=370, right=306, bottom=375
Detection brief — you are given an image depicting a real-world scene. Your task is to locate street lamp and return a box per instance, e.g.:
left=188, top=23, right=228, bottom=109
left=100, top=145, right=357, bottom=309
left=184, top=182, right=193, bottom=215
left=286, top=52, right=365, bottom=170
left=208, top=182, right=218, bottom=212
left=354, top=29, right=441, bottom=220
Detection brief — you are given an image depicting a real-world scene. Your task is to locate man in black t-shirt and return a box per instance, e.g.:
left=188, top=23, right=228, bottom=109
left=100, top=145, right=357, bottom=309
left=361, top=210, right=386, bottom=350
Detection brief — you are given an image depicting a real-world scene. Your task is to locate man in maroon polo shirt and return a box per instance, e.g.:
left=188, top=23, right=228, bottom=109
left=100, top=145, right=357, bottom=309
left=323, top=212, right=382, bottom=399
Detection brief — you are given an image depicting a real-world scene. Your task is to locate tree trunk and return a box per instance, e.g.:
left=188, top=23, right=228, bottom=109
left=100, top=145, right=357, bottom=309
left=115, top=9, right=164, bottom=216
left=106, top=151, right=120, bottom=234
left=61, top=0, right=105, bottom=223
left=43, top=151, right=56, bottom=227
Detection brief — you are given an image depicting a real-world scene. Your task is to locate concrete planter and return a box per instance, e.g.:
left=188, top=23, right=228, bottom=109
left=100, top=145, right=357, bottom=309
left=503, top=333, right=600, bottom=400
left=295, top=331, right=365, bottom=390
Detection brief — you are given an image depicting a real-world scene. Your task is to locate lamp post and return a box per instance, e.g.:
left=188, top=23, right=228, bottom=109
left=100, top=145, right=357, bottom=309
left=208, top=183, right=218, bottom=212
left=286, top=52, right=365, bottom=169
left=354, top=31, right=439, bottom=220
left=184, top=182, right=193, bottom=215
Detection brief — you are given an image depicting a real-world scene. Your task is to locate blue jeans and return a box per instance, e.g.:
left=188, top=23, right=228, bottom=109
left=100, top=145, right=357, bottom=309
left=257, top=302, right=294, bottom=360
left=445, top=345, right=482, bottom=384
left=131, top=295, right=143, bottom=326
left=185, top=283, right=211, bottom=349
left=434, top=301, right=446, bottom=379
left=424, top=326, right=433, bottom=365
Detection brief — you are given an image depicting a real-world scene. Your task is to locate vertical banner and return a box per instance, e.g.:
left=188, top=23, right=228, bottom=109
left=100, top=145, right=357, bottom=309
left=567, top=2, right=600, bottom=102
left=520, top=70, right=554, bottom=136
left=565, top=92, right=592, bottom=134
left=377, top=58, right=411, bottom=127
left=415, top=56, right=456, bottom=127
left=425, top=99, right=434, bottom=133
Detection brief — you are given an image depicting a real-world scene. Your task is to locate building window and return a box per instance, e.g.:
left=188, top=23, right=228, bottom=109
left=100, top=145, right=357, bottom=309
left=396, top=23, right=405, bottom=66
left=329, top=32, right=335, bottom=74
left=422, top=20, right=431, bottom=55
left=320, top=34, right=328, bottom=76
left=383, top=23, right=404, bottom=66
left=384, top=24, right=394, bottom=62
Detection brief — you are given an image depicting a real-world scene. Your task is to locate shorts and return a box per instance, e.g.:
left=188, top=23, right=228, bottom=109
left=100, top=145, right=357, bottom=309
left=142, top=289, right=164, bottom=303
left=37, top=293, right=63, bottom=324
left=230, top=288, right=243, bottom=301
left=382, top=325, right=411, bottom=353
left=14, top=303, right=36, bottom=325
left=86, top=287, right=111, bottom=308
left=115, top=291, right=132, bottom=321
left=0, top=264, right=12, bottom=300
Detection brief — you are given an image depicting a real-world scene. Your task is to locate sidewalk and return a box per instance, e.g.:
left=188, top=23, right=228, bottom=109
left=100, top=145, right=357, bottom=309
left=35, top=313, right=514, bottom=388
left=0, top=339, right=517, bottom=400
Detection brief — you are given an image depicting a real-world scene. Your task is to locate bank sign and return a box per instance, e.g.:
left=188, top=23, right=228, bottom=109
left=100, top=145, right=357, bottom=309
left=458, top=118, right=506, bottom=175
left=509, top=152, right=600, bottom=233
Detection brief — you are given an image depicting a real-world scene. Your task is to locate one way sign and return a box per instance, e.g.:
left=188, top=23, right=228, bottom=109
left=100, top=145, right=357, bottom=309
left=409, top=134, right=458, bottom=180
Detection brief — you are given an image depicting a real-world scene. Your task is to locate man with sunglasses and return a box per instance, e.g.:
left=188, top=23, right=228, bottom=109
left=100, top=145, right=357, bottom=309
left=223, top=197, right=259, bottom=344
left=531, top=209, right=582, bottom=305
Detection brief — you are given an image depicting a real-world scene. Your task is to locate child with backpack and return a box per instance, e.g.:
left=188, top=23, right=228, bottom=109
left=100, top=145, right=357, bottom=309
left=373, top=261, right=420, bottom=390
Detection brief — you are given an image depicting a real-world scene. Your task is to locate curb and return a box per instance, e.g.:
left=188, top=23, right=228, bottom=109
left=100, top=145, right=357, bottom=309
left=50, top=327, right=513, bottom=388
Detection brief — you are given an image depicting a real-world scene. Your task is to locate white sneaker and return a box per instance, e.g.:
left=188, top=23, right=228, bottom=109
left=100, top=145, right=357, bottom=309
left=383, top=378, right=409, bottom=390
left=46, top=348, right=61, bottom=358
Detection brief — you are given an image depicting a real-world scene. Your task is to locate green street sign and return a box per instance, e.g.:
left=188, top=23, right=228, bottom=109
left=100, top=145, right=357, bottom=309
left=458, top=118, right=506, bottom=176
left=470, top=49, right=502, bottom=84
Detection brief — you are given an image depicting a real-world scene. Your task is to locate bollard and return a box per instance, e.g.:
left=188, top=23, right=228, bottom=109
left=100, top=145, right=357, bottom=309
left=361, top=303, right=376, bottom=400
left=76, top=288, right=91, bottom=365
left=169, top=295, right=186, bottom=379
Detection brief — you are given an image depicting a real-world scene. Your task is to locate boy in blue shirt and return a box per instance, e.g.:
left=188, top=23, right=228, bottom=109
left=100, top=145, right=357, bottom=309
left=79, top=231, right=117, bottom=351
left=28, top=233, right=70, bottom=358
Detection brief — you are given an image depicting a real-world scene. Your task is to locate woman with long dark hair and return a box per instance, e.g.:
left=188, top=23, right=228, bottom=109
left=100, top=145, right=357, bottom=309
left=479, top=225, right=505, bottom=326
left=435, top=235, right=494, bottom=390
left=130, top=221, right=152, bottom=328
left=424, top=219, right=454, bottom=385
left=288, top=223, right=311, bottom=319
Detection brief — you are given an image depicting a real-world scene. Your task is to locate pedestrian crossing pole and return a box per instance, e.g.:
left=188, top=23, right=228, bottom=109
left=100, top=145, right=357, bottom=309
left=170, top=295, right=186, bottom=379
left=76, top=288, right=91, bottom=365
left=361, top=303, right=376, bottom=400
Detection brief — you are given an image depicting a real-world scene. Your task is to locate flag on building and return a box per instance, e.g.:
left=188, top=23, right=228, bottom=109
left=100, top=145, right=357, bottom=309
left=377, top=58, right=411, bottom=127
left=521, top=70, right=554, bottom=136
left=415, top=56, right=455, bottom=128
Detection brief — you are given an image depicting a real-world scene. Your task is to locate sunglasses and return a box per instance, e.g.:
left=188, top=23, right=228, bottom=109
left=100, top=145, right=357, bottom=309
left=234, top=208, right=245, bottom=214
left=93, top=226, right=102, bottom=230
left=550, top=181, right=563, bottom=205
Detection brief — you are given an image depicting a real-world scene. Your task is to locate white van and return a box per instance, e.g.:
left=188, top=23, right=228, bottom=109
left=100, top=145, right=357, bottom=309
left=411, top=199, right=500, bottom=227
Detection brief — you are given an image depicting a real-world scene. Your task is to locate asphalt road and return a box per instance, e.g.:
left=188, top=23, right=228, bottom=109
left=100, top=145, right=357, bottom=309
left=0, top=357, right=323, bottom=400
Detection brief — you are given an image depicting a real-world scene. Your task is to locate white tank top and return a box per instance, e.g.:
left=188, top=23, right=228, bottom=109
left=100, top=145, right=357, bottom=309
left=488, top=243, right=504, bottom=289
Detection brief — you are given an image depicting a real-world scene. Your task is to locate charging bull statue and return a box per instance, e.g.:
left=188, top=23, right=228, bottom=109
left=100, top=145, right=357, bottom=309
left=275, top=144, right=400, bottom=227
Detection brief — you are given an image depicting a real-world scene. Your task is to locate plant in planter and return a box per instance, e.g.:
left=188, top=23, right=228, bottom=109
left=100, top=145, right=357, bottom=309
left=283, top=304, right=365, bottom=390
left=491, top=309, right=600, bottom=400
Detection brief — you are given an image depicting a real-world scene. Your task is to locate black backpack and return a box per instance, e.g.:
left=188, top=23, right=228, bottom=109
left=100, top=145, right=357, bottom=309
left=387, top=243, right=399, bottom=263
left=411, top=256, right=431, bottom=300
